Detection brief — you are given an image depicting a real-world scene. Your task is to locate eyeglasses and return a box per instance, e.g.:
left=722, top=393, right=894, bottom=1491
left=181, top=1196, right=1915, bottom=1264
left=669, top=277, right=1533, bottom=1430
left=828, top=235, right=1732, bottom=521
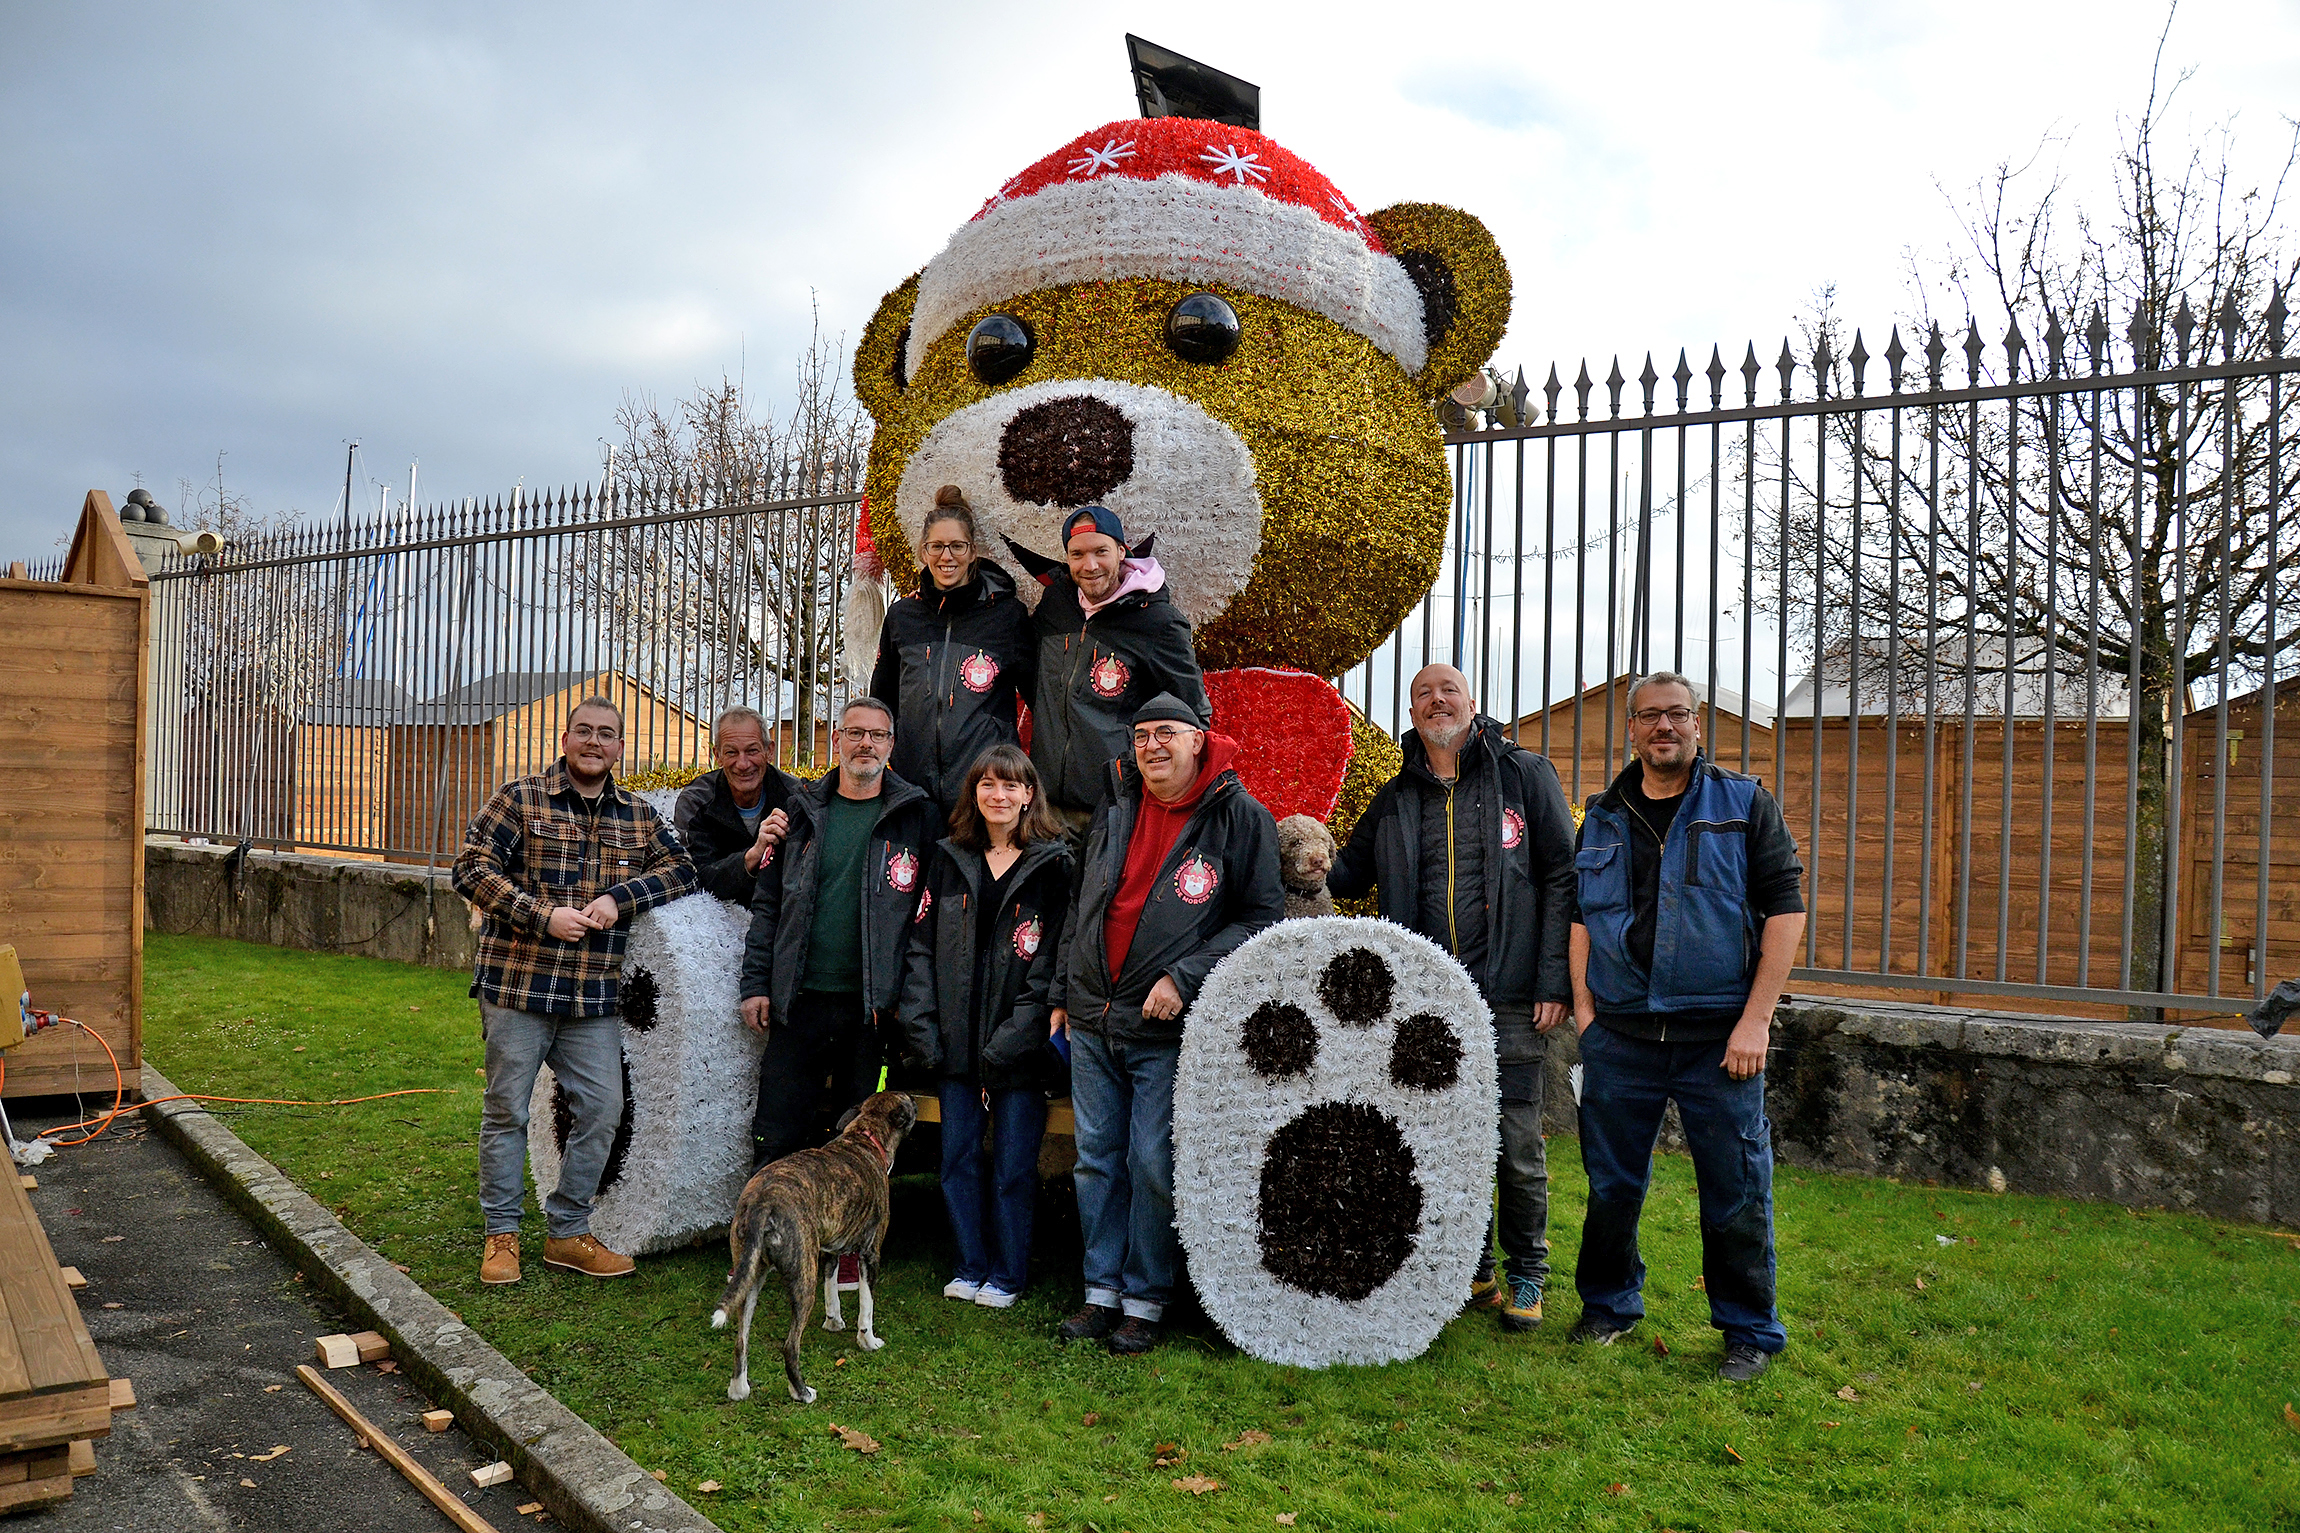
left=840, top=726, right=893, bottom=744
left=1131, top=725, right=1197, bottom=748
left=923, top=541, right=973, bottom=557
left=568, top=724, right=621, bottom=742
left=1630, top=707, right=1697, bottom=726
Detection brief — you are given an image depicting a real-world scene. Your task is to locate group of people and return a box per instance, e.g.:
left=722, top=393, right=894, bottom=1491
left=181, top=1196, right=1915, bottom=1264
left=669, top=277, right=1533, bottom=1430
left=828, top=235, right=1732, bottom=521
left=450, top=486, right=1807, bottom=1379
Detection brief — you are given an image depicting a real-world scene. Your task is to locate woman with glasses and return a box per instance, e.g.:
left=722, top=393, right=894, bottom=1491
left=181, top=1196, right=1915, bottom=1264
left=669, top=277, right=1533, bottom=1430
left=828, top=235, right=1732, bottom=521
left=868, top=485, right=1038, bottom=818
left=896, top=744, right=1073, bottom=1310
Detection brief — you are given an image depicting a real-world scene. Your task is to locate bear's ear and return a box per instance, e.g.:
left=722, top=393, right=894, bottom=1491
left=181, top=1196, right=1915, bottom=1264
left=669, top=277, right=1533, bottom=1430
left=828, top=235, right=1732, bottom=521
left=852, top=271, right=923, bottom=423
left=1364, top=204, right=1512, bottom=400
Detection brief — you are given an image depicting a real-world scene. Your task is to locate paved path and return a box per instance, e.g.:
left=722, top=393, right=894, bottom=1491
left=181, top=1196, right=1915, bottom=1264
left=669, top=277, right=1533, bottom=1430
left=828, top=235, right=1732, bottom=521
left=10, top=1098, right=543, bottom=1532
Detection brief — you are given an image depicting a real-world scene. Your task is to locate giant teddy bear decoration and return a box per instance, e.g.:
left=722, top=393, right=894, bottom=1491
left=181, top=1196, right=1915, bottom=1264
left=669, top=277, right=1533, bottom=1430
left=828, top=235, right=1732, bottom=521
left=847, top=115, right=1513, bottom=828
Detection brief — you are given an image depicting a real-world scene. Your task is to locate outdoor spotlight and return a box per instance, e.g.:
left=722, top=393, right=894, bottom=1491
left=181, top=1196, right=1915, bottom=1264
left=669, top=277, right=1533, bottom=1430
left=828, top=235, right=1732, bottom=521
left=1127, top=35, right=1259, bottom=130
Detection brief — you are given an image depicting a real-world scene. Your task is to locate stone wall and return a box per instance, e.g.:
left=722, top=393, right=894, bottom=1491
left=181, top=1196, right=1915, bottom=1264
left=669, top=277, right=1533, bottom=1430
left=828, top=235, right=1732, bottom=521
left=1537, top=997, right=2297, bottom=1227
left=145, top=837, right=476, bottom=971
left=146, top=838, right=2294, bottom=1227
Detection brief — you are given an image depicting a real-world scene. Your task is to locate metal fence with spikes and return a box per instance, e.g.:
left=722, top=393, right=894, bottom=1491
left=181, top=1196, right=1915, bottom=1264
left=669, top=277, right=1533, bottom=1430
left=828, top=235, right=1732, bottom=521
left=1354, top=289, right=2299, bottom=1020
left=142, top=464, right=863, bottom=868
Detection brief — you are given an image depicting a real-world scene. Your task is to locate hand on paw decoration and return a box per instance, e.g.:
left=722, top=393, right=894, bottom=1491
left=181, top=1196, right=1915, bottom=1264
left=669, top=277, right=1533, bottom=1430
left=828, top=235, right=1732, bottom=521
left=1173, top=917, right=1497, bottom=1367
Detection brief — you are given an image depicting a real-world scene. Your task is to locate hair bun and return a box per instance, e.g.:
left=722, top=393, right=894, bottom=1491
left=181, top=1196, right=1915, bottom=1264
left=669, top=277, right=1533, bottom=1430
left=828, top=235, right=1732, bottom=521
left=934, top=484, right=969, bottom=510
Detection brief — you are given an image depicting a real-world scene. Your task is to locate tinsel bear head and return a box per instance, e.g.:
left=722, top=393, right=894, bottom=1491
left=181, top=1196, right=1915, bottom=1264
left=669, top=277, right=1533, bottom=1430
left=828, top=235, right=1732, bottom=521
left=854, top=118, right=1511, bottom=678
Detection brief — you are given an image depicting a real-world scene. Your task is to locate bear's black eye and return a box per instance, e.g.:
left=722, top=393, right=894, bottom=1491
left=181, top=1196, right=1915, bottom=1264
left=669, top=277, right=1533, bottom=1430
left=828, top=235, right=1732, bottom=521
left=966, top=314, right=1034, bottom=385
left=1165, top=292, right=1241, bottom=365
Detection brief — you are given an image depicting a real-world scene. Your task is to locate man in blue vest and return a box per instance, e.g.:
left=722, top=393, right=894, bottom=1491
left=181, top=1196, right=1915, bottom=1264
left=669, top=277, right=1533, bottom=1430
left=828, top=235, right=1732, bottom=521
left=1559, top=671, right=1805, bottom=1380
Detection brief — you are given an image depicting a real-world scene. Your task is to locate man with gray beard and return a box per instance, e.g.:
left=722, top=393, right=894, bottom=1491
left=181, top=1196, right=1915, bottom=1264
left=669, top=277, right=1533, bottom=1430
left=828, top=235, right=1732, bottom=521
left=1327, top=664, right=1578, bottom=1333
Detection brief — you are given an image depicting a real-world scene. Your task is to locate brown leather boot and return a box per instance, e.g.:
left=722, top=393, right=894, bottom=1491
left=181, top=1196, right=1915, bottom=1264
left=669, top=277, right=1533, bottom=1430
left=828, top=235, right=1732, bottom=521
left=542, top=1233, right=635, bottom=1279
left=480, top=1233, right=522, bottom=1285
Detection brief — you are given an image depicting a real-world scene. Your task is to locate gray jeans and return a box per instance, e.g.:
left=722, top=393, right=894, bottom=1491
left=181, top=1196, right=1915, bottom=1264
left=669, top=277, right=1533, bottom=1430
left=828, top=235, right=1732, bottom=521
left=479, top=1002, right=624, bottom=1238
left=1475, top=1006, right=1552, bottom=1289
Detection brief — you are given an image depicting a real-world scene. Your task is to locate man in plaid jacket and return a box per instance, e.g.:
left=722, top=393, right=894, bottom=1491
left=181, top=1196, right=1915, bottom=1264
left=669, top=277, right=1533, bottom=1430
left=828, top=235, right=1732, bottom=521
left=452, top=696, right=697, bottom=1285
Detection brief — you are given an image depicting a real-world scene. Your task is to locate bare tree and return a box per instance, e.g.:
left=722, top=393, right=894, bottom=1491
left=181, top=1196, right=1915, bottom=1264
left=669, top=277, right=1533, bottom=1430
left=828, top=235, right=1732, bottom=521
left=1762, top=19, right=2300, bottom=996
left=589, top=302, right=871, bottom=770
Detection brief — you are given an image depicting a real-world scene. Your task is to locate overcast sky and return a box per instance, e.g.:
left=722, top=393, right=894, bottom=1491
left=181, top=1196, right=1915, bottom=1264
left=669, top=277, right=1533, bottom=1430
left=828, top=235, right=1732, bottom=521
left=5, top=0, right=2296, bottom=554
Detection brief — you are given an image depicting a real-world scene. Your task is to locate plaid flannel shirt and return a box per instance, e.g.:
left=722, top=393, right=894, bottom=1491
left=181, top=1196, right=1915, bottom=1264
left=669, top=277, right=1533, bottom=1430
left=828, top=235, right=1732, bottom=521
left=452, top=761, right=698, bottom=1017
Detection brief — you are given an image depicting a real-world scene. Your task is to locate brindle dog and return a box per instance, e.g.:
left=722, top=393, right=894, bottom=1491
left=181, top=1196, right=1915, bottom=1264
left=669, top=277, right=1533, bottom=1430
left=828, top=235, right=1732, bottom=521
left=712, top=1089, right=919, bottom=1404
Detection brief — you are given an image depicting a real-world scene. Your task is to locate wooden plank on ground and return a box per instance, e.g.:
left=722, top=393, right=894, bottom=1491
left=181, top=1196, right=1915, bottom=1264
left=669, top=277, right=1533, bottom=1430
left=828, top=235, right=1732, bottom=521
left=0, top=1469, right=71, bottom=1512
left=66, top=1439, right=92, bottom=1476
left=0, top=1291, right=33, bottom=1400
left=104, top=1380, right=131, bottom=1412
left=0, top=1166, right=107, bottom=1401
left=0, top=1386, right=110, bottom=1456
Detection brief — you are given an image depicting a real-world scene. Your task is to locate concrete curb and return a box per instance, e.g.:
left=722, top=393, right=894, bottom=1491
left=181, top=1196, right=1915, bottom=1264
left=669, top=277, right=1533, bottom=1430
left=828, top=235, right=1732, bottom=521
left=138, top=1065, right=721, bottom=1533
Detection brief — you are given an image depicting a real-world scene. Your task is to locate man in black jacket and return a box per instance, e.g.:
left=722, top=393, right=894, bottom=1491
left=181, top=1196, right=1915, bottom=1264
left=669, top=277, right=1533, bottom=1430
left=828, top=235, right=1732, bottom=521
left=1017, top=506, right=1208, bottom=833
left=674, top=706, right=794, bottom=904
left=1329, top=663, right=1578, bottom=1334
left=737, top=697, right=936, bottom=1170
left=1048, top=694, right=1282, bottom=1354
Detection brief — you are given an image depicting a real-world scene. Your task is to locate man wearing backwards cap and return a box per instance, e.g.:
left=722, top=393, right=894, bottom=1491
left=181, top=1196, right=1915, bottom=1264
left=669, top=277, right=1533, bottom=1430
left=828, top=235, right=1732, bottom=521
left=1026, top=505, right=1209, bottom=837
left=1047, top=692, right=1281, bottom=1354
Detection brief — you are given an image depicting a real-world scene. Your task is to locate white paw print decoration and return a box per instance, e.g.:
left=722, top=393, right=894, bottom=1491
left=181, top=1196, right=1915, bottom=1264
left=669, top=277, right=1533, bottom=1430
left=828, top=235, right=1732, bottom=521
left=1174, top=917, right=1497, bottom=1367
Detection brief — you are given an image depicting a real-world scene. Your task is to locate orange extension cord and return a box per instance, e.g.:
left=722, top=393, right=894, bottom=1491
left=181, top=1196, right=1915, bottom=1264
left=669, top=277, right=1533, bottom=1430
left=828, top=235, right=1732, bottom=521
left=8, top=1012, right=449, bottom=1150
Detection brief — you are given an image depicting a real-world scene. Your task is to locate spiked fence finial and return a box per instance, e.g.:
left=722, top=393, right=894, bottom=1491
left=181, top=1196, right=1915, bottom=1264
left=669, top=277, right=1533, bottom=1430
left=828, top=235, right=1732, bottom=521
left=1705, top=344, right=1727, bottom=409
left=2217, top=292, right=2241, bottom=362
left=1544, top=363, right=1564, bottom=420
left=2042, top=311, right=2066, bottom=376
left=1740, top=342, right=1762, bottom=406
left=1847, top=329, right=1870, bottom=396
left=1510, top=366, right=1533, bottom=426
left=1605, top=356, right=1627, bottom=417
left=1671, top=349, right=1693, bottom=413
left=2173, top=295, right=2196, bottom=365
left=1883, top=326, right=1907, bottom=393
left=1573, top=360, right=1593, bottom=421
left=2085, top=307, right=2110, bottom=373
left=1924, top=321, right=1946, bottom=388
left=2269, top=285, right=2289, bottom=356
left=1776, top=339, right=1796, bottom=402
left=1962, top=321, right=1986, bottom=384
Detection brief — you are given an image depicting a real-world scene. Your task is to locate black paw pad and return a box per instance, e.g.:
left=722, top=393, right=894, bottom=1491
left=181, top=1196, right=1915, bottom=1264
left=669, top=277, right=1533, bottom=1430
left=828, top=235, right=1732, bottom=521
left=1388, top=1014, right=1462, bottom=1091
left=1256, top=1102, right=1422, bottom=1301
left=1241, top=1002, right=1318, bottom=1079
left=1317, top=948, right=1393, bottom=1026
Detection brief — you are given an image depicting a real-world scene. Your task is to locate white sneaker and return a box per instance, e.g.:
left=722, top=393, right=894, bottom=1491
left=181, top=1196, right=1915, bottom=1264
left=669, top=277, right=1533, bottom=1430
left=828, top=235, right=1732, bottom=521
left=942, top=1278, right=981, bottom=1301
left=973, top=1285, right=1019, bottom=1309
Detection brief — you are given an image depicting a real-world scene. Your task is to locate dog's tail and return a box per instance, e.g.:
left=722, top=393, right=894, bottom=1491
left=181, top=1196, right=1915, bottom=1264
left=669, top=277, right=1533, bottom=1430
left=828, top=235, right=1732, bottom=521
left=711, top=1206, right=802, bottom=1329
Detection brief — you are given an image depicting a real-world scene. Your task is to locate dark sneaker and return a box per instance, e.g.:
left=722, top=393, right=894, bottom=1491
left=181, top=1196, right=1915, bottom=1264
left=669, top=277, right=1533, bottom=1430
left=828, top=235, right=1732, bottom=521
left=1717, top=1342, right=1771, bottom=1382
left=1056, top=1303, right=1120, bottom=1342
left=1499, top=1276, right=1544, bottom=1333
left=1105, top=1316, right=1163, bottom=1355
left=1466, top=1275, right=1504, bottom=1310
left=1567, top=1312, right=1636, bottom=1346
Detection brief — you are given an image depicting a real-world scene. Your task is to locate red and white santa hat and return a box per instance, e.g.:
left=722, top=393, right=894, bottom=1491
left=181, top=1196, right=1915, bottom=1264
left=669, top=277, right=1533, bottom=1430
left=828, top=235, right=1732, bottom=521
left=905, top=118, right=1430, bottom=382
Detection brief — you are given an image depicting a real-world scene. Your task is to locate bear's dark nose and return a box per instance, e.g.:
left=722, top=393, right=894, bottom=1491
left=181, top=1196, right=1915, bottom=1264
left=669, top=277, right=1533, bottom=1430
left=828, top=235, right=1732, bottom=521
left=997, top=395, right=1135, bottom=507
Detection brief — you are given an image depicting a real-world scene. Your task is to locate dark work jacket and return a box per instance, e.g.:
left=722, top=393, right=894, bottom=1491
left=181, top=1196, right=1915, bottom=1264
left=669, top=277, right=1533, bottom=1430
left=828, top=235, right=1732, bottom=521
left=1026, top=570, right=1208, bottom=817
left=738, top=769, right=937, bottom=1022
left=867, top=562, right=1037, bottom=814
left=1575, top=753, right=1799, bottom=1020
left=895, top=838, right=1073, bottom=1090
left=1055, top=754, right=1283, bottom=1048
left=672, top=766, right=798, bottom=905
left=1328, top=715, right=1578, bottom=1010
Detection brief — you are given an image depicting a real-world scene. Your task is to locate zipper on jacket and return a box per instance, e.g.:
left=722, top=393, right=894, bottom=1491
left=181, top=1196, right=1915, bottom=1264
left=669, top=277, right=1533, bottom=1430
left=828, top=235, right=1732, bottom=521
left=1443, top=780, right=1460, bottom=955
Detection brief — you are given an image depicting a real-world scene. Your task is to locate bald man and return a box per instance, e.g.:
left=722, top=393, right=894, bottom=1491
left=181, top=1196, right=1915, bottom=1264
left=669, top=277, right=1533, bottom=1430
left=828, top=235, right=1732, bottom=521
left=1328, top=663, right=1577, bottom=1333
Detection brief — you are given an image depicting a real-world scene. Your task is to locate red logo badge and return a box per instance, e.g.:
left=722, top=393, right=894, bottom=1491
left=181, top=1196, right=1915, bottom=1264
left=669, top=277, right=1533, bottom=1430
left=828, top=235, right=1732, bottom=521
left=1174, top=853, right=1219, bottom=905
left=1012, top=915, right=1042, bottom=959
left=887, top=849, right=919, bottom=893
left=914, top=886, right=933, bottom=924
left=1089, top=653, right=1130, bottom=699
left=959, top=650, right=999, bottom=692
left=1501, top=809, right=1525, bottom=849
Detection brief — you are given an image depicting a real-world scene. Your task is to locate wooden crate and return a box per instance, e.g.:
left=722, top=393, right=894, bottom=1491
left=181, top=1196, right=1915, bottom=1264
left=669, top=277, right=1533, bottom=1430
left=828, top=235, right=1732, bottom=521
left=0, top=493, right=147, bottom=1097
left=0, top=1162, right=110, bottom=1509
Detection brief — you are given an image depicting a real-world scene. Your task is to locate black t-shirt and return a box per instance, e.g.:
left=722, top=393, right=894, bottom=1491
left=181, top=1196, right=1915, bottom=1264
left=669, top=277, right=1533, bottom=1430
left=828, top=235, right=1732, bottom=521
left=1618, top=778, right=1683, bottom=979
left=972, top=858, right=1018, bottom=1016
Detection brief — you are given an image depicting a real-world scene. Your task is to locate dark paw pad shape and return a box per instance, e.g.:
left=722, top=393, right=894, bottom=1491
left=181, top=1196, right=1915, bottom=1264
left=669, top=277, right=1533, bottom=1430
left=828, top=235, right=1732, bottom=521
left=1175, top=918, right=1497, bottom=1368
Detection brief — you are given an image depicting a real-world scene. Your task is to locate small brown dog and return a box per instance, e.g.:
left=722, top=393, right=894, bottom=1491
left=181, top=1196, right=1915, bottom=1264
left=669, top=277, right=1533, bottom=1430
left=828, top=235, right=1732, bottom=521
left=1276, top=814, right=1337, bottom=919
left=712, top=1089, right=919, bottom=1404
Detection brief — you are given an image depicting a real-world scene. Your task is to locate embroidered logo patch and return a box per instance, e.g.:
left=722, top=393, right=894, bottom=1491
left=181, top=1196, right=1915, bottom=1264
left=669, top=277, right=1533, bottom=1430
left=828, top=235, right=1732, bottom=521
left=959, top=651, right=999, bottom=692
left=1174, top=852, right=1219, bottom=905
left=887, top=849, right=919, bottom=893
left=914, top=886, right=933, bottom=924
left=1501, top=809, right=1525, bottom=849
left=1012, top=915, right=1042, bottom=958
left=1090, top=653, right=1130, bottom=699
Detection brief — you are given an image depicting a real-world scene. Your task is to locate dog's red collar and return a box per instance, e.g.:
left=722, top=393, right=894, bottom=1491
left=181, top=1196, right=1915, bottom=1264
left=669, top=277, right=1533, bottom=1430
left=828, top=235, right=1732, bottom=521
left=855, top=1126, right=889, bottom=1168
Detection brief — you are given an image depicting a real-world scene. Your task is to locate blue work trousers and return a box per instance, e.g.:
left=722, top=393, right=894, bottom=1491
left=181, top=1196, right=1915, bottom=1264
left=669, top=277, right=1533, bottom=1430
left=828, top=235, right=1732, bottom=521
left=938, top=1080, right=1047, bottom=1296
left=1573, top=1022, right=1785, bottom=1353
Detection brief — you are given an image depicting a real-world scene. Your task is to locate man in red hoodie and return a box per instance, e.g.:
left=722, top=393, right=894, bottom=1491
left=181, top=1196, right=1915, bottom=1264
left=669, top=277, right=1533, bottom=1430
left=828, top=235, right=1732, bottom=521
left=1048, top=694, right=1284, bottom=1353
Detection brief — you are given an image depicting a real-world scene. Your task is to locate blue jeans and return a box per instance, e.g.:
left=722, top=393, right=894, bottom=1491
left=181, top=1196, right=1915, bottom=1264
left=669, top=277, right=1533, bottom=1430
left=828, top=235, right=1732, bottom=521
left=1067, top=1029, right=1179, bottom=1321
left=479, top=1002, right=624, bottom=1239
left=1573, top=1023, right=1785, bottom=1353
left=939, top=1081, right=1047, bottom=1295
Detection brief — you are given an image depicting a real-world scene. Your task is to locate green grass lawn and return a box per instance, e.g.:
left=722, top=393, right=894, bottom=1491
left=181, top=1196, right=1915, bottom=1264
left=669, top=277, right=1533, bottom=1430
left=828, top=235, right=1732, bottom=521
left=142, top=933, right=2300, bottom=1532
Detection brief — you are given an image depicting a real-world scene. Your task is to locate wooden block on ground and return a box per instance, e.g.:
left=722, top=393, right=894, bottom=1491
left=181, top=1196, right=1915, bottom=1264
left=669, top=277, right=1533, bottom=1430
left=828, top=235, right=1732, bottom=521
left=56, top=1269, right=82, bottom=1292
left=0, top=1471, right=70, bottom=1512
left=518, top=1503, right=543, bottom=1516
left=313, top=1335, right=360, bottom=1370
left=471, top=1460, right=513, bottom=1488
left=66, top=1440, right=92, bottom=1477
left=105, top=1380, right=132, bottom=1412
left=347, top=1330, right=390, bottom=1364
left=421, top=1409, right=454, bottom=1433
left=16, top=1178, right=32, bottom=1191
left=0, top=1458, right=22, bottom=1486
